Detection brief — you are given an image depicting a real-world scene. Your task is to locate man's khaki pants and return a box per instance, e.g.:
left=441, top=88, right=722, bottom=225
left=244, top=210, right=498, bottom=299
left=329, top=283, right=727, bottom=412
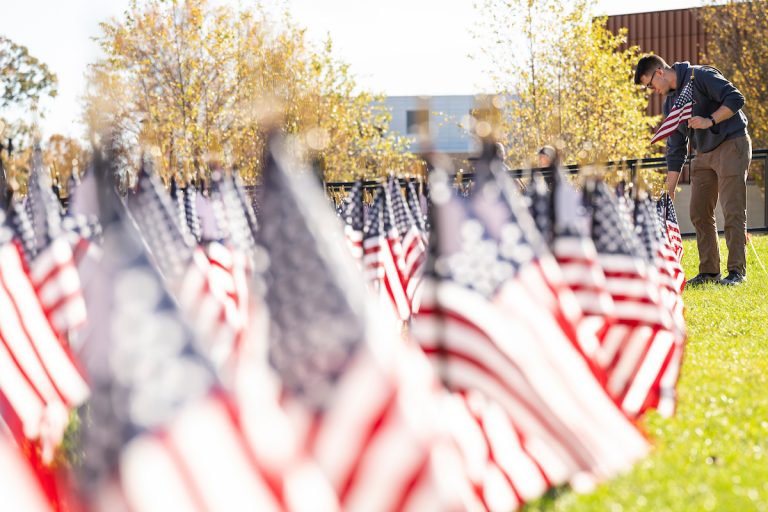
left=689, top=134, right=751, bottom=275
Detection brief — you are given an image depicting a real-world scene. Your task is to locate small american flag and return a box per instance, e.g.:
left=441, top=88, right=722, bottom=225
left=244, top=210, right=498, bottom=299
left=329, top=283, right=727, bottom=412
left=0, top=160, right=8, bottom=209
left=525, top=176, right=553, bottom=244
left=413, top=172, right=648, bottom=505
left=389, top=177, right=426, bottom=306
left=537, top=179, right=617, bottom=345
left=406, top=179, right=428, bottom=240
left=257, top=135, right=468, bottom=511
left=183, top=182, right=203, bottom=243
left=641, top=197, right=686, bottom=417
left=553, top=223, right=617, bottom=346
left=342, top=180, right=365, bottom=262
left=24, top=159, right=88, bottom=339
left=651, top=78, right=694, bottom=145
left=9, top=195, right=37, bottom=263
left=76, top=186, right=285, bottom=511
left=504, top=172, right=602, bottom=366
left=0, top=435, right=52, bottom=511
left=212, top=171, right=257, bottom=258
left=363, top=186, right=411, bottom=321
left=230, top=171, right=260, bottom=249
left=657, top=193, right=683, bottom=263
left=0, top=207, right=89, bottom=461
left=126, top=164, right=242, bottom=368
left=590, top=182, right=677, bottom=418
left=170, top=179, right=192, bottom=240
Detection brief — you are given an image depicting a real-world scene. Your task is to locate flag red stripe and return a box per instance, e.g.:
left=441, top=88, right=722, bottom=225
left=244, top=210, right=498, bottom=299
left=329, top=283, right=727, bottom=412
left=422, top=343, right=594, bottom=476
left=0, top=264, right=68, bottom=405
left=218, top=393, right=285, bottom=503
left=417, top=324, right=594, bottom=474
left=390, top=450, right=432, bottom=512
left=156, top=431, right=209, bottom=512
left=336, top=387, right=399, bottom=503
left=469, top=403, right=525, bottom=506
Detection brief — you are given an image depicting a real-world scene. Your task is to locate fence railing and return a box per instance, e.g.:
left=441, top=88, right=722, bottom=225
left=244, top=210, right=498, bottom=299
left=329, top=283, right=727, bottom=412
left=323, top=149, right=768, bottom=236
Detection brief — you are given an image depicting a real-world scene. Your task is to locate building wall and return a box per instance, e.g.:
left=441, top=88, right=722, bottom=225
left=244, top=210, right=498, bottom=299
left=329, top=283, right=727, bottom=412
left=379, top=95, right=477, bottom=156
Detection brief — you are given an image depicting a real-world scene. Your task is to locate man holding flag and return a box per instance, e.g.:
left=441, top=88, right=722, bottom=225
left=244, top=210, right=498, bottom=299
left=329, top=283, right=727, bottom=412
left=634, top=55, right=751, bottom=286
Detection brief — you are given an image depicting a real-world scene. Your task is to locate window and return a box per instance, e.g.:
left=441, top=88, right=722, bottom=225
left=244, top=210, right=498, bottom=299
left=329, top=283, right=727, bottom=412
left=406, top=110, right=429, bottom=134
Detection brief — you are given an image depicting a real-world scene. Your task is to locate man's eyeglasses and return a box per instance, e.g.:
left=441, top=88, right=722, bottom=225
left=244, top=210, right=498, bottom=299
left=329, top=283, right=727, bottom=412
left=645, top=70, right=658, bottom=90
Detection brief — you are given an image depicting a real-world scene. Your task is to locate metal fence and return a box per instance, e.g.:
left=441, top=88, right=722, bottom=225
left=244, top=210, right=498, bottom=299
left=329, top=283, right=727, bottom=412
left=323, top=149, right=768, bottom=236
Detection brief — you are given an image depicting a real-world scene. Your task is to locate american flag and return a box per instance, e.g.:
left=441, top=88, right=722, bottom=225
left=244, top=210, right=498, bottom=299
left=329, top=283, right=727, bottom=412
left=170, top=178, right=192, bottom=240
left=230, top=171, right=260, bottom=249
left=342, top=180, right=365, bottom=262
left=0, top=207, right=89, bottom=460
left=9, top=195, right=37, bottom=263
left=441, top=390, right=550, bottom=510
left=651, top=78, right=694, bottom=145
left=589, top=182, right=677, bottom=418
left=541, top=179, right=617, bottom=345
left=389, top=177, right=426, bottom=306
left=525, top=176, right=554, bottom=245
left=125, top=163, right=196, bottom=280
left=206, top=172, right=253, bottom=336
left=639, top=197, right=686, bottom=417
left=24, top=159, right=88, bottom=338
left=652, top=199, right=685, bottom=294
left=636, top=197, right=686, bottom=336
left=0, top=159, right=8, bottom=209
left=257, top=136, right=468, bottom=511
left=553, top=224, right=617, bottom=346
left=658, top=193, right=684, bottom=263
left=0, top=435, right=52, bottom=511
left=503, top=171, right=602, bottom=366
left=184, top=182, right=203, bottom=243
left=213, top=170, right=258, bottom=258
left=126, top=164, right=242, bottom=368
left=25, top=152, right=65, bottom=255
left=362, top=185, right=411, bottom=321
left=413, top=171, right=648, bottom=505
left=406, top=179, right=428, bottom=242
left=75, top=184, right=288, bottom=511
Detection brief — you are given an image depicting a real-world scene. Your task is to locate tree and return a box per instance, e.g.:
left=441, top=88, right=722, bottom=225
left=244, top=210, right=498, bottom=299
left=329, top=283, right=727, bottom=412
left=0, top=36, right=58, bottom=192
left=0, top=36, right=57, bottom=110
left=44, top=134, right=90, bottom=195
left=84, top=0, right=419, bottom=183
left=698, top=1, right=768, bottom=149
left=476, top=0, right=660, bottom=168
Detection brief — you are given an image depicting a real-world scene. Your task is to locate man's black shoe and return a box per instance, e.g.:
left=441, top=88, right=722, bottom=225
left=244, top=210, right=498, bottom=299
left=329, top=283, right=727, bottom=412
left=719, top=272, right=746, bottom=286
left=686, top=273, right=722, bottom=287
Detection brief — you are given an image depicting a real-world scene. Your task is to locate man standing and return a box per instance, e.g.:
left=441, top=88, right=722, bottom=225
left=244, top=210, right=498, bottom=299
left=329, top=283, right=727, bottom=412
left=634, top=55, right=751, bottom=286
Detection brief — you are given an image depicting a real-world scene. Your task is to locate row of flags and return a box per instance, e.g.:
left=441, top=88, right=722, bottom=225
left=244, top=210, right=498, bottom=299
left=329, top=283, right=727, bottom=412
left=341, top=177, right=429, bottom=323
left=0, top=136, right=686, bottom=511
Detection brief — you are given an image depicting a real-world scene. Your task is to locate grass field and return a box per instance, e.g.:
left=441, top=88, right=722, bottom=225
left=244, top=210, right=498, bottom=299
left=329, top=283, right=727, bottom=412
left=526, top=234, right=768, bottom=512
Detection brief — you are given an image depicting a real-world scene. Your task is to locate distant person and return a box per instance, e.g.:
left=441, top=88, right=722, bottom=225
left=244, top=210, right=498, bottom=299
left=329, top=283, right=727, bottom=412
left=634, top=55, right=750, bottom=286
left=537, top=145, right=558, bottom=169
left=536, top=145, right=560, bottom=187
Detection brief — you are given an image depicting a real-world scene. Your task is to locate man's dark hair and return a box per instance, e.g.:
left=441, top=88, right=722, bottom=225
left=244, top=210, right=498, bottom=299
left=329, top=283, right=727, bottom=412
left=634, top=55, right=670, bottom=85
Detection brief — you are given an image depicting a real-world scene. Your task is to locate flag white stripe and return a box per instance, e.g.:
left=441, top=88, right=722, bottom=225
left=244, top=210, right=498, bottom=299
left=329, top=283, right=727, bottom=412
left=1, top=247, right=89, bottom=406
left=621, top=332, right=676, bottom=416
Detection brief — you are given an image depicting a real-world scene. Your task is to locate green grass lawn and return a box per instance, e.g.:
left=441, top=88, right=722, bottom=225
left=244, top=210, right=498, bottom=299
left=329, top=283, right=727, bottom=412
left=526, top=234, right=768, bottom=512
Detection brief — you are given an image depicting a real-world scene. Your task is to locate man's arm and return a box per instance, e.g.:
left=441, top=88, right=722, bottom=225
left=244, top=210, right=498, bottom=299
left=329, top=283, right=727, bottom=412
left=688, top=105, right=737, bottom=129
left=665, top=122, right=688, bottom=200
left=688, top=68, right=744, bottom=129
left=666, top=170, right=681, bottom=200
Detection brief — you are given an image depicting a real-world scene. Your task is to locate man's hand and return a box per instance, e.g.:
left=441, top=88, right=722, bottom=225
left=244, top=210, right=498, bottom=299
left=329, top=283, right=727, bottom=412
left=688, top=116, right=714, bottom=130
left=666, top=171, right=680, bottom=200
